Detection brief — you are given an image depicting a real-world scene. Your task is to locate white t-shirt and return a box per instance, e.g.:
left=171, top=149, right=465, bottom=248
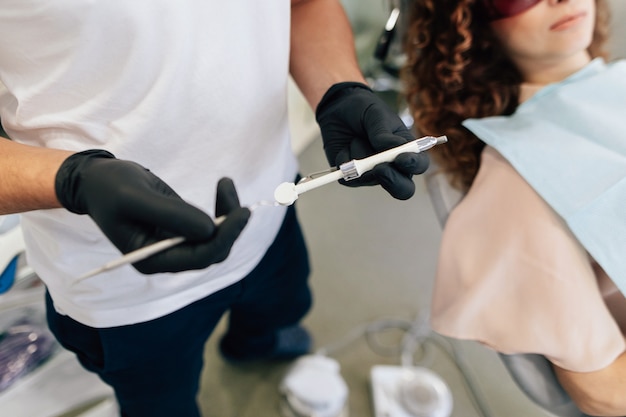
left=0, top=0, right=299, bottom=328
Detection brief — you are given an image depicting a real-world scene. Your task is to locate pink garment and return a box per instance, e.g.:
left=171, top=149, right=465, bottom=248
left=431, top=146, right=626, bottom=372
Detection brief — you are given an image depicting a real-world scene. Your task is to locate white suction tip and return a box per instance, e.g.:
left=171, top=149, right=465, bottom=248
left=274, top=182, right=298, bottom=206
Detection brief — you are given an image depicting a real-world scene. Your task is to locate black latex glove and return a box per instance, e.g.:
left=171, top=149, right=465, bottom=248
left=315, top=82, right=430, bottom=200
left=55, top=150, right=250, bottom=274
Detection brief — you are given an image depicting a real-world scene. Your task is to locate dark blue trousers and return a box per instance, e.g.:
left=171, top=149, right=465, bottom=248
left=46, top=205, right=311, bottom=417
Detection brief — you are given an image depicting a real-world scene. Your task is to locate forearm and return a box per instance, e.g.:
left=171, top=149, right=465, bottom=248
left=290, top=0, right=366, bottom=110
left=555, top=347, right=626, bottom=416
left=0, top=137, right=72, bottom=214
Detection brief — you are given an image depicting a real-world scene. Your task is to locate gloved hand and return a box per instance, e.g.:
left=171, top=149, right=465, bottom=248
left=55, top=150, right=250, bottom=274
left=315, top=82, right=430, bottom=200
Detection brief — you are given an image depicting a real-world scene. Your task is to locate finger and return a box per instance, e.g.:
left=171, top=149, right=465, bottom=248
left=215, top=177, right=242, bottom=217
left=371, top=163, right=416, bottom=200
left=362, top=106, right=414, bottom=150
left=197, top=206, right=250, bottom=265
left=133, top=207, right=251, bottom=274
left=365, top=131, right=408, bottom=152
left=124, top=191, right=216, bottom=241
left=333, top=147, right=353, bottom=167
left=338, top=171, right=378, bottom=188
left=393, top=152, right=430, bottom=176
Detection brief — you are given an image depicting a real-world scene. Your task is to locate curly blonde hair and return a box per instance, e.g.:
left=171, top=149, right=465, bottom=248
left=403, top=0, right=611, bottom=191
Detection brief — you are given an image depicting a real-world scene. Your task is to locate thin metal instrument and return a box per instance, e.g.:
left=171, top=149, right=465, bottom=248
left=75, top=201, right=279, bottom=281
left=274, top=135, right=448, bottom=205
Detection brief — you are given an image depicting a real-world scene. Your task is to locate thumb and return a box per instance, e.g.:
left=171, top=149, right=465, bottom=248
left=198, top=206, right=251, bottom=265
left=215, top=177, right=242, bottom=217
left=133, top=206, right=251, bottom=274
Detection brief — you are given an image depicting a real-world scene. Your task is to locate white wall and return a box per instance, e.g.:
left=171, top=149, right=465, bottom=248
left=608, top=0, right=626, bottom=59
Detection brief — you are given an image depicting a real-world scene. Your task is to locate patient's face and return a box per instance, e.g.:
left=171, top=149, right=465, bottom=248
left=489, top=0, right=595, bottom=83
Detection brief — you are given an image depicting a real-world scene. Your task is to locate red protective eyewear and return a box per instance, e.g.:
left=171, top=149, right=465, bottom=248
left=481, top=0, right=543, bottom=20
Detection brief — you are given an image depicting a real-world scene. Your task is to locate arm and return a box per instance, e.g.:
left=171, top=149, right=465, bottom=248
left=290, top=0, right=365, bottom=109
left=289, top=0, right=429, bottom=199
left=1, top=137, right=250, bottom=274
left=0, top=137, right=72, bottom=214
left=554, top=351, right=626, bottom=416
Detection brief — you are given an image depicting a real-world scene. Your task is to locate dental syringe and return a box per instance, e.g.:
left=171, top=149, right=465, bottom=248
left=75, top=135, right=447, bottom=281
left=274, top=135, right=447, bottom=205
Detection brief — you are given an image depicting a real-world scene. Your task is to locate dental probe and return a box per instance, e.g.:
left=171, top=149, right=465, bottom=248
left=274, top=135, right=447, bottom=206
left=75, top=201, right=278, bottom=281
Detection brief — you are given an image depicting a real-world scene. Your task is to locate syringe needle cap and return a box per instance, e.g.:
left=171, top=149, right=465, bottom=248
left=274, top=182, right=298, bottom=206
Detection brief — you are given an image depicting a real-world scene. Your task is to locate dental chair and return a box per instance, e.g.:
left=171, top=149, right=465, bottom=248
left=0, top=214, right=28, bottom=295
left=424, top=166, right=591, bottom=417
left=364, top=0, right=625, bottom=414
left=422, top=0, right=625, bottom=413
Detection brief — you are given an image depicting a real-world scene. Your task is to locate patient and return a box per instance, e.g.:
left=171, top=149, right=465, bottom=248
left=403, top=0, right=626, bottom=415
